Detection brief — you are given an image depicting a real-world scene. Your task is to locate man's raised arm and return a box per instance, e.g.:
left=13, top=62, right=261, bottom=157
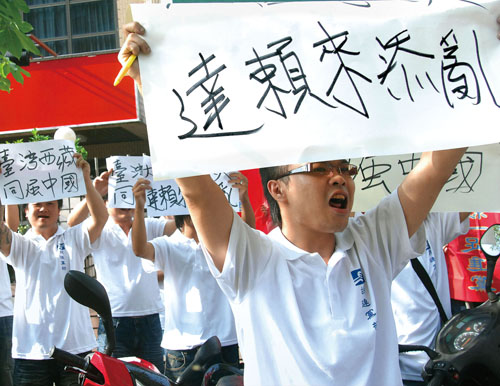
left=176, top=175, right=234, bottom=272
left=75, top=154, right=108, bottom=243
left=398, top=148, right=467, bottom=238
left=131, top=178, right=156, bottom=262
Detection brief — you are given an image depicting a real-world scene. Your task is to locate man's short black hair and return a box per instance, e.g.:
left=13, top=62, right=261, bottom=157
left=174, top=215, right=191, bottom=230
left=259, top=165, right=289, bottom=228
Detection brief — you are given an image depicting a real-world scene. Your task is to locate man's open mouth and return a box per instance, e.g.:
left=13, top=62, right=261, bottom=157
left=329, top=193, right=348, bottom=209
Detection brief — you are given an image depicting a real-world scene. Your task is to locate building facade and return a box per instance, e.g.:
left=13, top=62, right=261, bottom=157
left=1, top=0, right=147, bottom=177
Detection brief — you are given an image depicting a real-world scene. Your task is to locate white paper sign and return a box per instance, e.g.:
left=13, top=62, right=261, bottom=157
left=106, top=156, right=145, bottom=208
left=352, top=143, right=500, bottom=212
left=132, top=0, right=500, bottom=179
left=142, top=156, right=240, bottom=216
left=0, top=140, right=85, bottom=204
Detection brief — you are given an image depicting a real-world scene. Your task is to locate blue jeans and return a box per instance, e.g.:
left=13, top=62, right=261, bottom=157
left=0, top=316, right=13, bottom=386
left=165, top=343, right=239, bottom=382
left=97, top=314, right=164, bottom=373
left=13, top=351, right=91, bottom=386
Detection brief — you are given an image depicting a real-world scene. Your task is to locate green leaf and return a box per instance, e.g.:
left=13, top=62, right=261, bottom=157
left=0, top=2, right=22, bottom=21
left=0, top=76, right=11, bottom=92
left=3, top=29, right=22, bottom=58
left=20, top=35, right=39, bottom=56
left=18, top=21, right=33, bottom=34
left=11, top=68, right=24, bottom=84
left=29, top=129, right=51, bottom=142
left=19, top=66, right=29, bottom=77
left=0, top=61, right=7, bottom=77
left=75, top=138, right=88, bottom=160
left=11, top=0, right=29, bottom=14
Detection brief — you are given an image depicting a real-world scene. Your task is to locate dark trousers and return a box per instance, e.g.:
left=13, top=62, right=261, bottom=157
left=97, top=313, right=164, bottom=373
left=13, top=351, right=91, bottom=386
left=0, top=315, right=13, bottom=386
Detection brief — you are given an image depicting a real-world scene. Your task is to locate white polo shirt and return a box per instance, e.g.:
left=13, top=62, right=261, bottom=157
left=90, top=217, right=165, bottom=317
left=203, top=190, right=425, bottom=386
left=392, top=212, right=469, bottom=381
left=2, top=224, right=97, bottom=359
left=0, top=261, right=13, bottom=318
left=150, top=230, right=237, bottom=350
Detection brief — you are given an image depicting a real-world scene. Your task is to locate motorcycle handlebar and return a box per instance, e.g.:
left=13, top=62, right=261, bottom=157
left=50, top=346, right=104, bottom=384
left=427, top=370, right=447, bottom=386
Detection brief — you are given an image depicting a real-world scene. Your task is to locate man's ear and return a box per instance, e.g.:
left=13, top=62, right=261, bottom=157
left=267, top=180, right=287, bottom=202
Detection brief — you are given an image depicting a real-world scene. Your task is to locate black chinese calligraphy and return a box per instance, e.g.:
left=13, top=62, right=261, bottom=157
left=441, top=29, right=500, bottom=108
left=246, top=36, right=335, bottom=118
left=174, top=53, right=263, bottom=139
left=357, top=157, right=391, bottom=193
left=377, top=29, right=437, bottom=102
left=146, top=183, right=186, bottom=213
left=446, top=151, right=483, bottom=193
left=0, top=144, right=82, bottom=203
left=212, top=172, right=239, bottom=210
left=314, top=24, right=371, bottom=117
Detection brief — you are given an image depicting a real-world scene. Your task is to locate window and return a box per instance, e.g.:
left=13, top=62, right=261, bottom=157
left=25, top=0, right=119, bottom=56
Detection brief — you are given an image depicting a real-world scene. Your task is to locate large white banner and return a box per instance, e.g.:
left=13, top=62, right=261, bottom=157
left=132, top=0, right=500, bottom=180
left=0, top=140, right=85, bottom=204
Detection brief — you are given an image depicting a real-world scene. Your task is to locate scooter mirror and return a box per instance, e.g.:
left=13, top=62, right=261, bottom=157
left=480, top=224, right=500, bottom=302
left=480, top=224, right=500, bottom=258
left=64, top=270, right=116, bottom=355
left=64, top=270, right=111, bottom=318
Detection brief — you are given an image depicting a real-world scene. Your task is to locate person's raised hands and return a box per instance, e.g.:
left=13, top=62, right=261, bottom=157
left=74, top=153, right=91, bottom=179
left=228, top=171, right=249, bottom=201
left=132, top=178, right=151, bottom=209
left=118, top=22, right=151, bottom=86
left=93, top=169, right=112, bottom=198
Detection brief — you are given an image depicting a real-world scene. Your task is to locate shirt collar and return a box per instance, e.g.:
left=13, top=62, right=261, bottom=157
left=25, top=225, right=64, bottom=241
left=267, top=221, right=356, bottom=261
left=268, top=227, right=321, bottom=261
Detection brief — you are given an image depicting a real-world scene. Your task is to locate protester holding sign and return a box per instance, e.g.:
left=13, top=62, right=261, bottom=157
left=0, top=205, right=20, bottom=386
left=0, top=153, right=108, bottom=386
left=131, top=175, right=255, bottom=380
left=66, top=167, right=175, bottom=373
left=117, top=19, right=480, bottom=386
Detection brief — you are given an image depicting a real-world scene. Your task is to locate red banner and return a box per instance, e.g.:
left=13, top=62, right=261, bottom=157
left=445, top=212, right=500, bottom=303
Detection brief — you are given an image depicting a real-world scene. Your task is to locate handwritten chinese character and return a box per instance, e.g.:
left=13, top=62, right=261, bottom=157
left=313, top=24, right=371, bottom=117
left=377, top=29, right=436, bottom=101
left=445, top=152, right=482, bottom=194
left=358, top=157, right=391, bottom=193
left=174, top=53, right=263, bottom=139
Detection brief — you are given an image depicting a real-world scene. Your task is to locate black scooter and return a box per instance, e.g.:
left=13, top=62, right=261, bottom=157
left=401, top=223, right=500, bottom=386
left=50, top=270, right=243, bottom=386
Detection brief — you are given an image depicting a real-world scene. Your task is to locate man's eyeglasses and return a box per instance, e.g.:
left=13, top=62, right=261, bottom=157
left=276, top=162, right=358, bottom=180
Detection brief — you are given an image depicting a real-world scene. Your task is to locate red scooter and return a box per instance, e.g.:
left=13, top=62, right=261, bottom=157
left=50, top=270, right=243, bottom=386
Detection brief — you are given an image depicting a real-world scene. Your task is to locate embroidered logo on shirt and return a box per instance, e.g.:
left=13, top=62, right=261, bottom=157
left=351, top=269, right=365, bottom=286
left=58, top=242, right=67, bottom=271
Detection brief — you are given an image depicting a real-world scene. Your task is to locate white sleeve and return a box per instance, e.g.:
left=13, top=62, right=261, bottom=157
left=349, top=190, right=427, bottom=280
left=202, top=211, right=276, bottom=303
